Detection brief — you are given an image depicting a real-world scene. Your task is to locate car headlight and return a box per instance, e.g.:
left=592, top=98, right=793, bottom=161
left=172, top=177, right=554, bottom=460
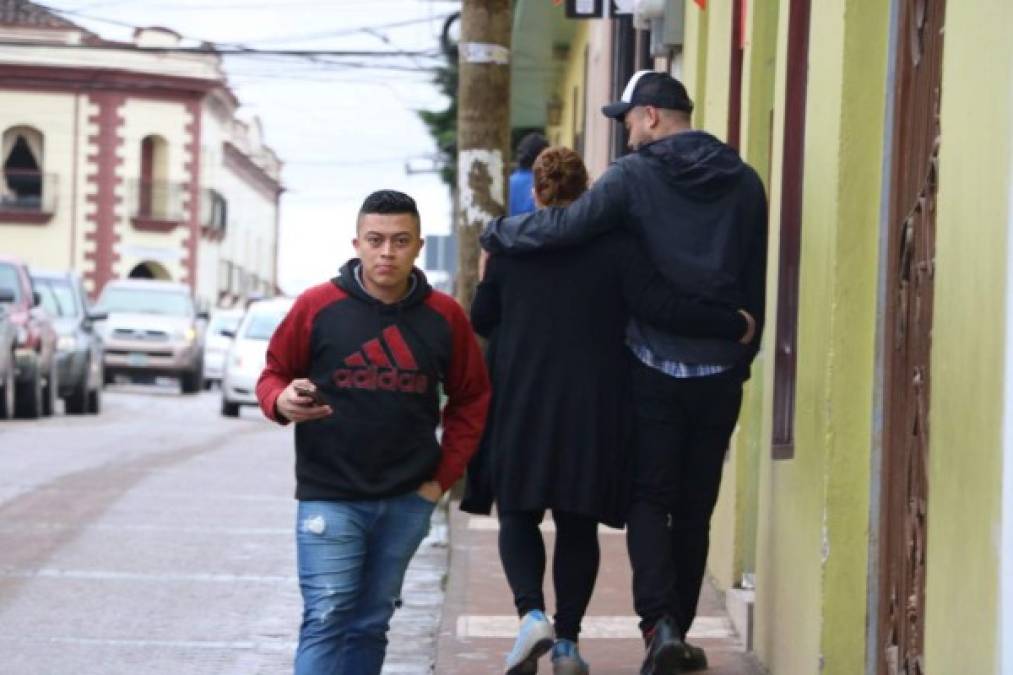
left=174, top=327, right=197, bottom=343
left=57, top=335, right=78, bottom=352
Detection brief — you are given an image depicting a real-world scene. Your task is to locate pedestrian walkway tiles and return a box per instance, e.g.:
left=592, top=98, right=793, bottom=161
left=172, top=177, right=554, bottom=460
left=455, top=615, right=734, bottom=640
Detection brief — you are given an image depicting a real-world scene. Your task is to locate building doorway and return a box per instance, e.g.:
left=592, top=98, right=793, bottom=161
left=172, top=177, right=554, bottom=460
left=876, top=1, right=945, bottom=673
left=127, top=261, right=171, bottom=281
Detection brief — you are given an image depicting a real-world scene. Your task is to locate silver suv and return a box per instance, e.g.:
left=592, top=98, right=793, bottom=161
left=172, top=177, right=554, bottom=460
left=95, top=279, right=208, bottom=393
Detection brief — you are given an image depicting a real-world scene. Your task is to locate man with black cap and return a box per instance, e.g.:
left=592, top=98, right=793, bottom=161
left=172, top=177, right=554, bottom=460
left=481, top=71, right=768, bottom=675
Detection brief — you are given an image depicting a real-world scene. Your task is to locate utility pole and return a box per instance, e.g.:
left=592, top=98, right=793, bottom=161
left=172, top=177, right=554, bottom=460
left=455, top=0, right=512, bottom=310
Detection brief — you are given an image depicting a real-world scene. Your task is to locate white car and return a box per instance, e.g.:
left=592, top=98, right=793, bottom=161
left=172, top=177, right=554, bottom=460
left=202, top=308, right=243, bottom=387
left=221, top=297, right=294, bottom=417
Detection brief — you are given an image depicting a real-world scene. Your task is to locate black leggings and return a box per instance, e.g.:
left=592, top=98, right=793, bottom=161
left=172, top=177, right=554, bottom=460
left=497, top=509, right=601, bottom=642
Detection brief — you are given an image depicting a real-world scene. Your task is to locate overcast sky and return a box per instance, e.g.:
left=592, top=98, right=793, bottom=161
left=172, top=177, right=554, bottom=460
left=46, top=0, right=460, bottom=295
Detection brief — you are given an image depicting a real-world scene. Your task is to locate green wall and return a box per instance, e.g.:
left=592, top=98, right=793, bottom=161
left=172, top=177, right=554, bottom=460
left=685, top=0, right=1012, bottom=671
left=752, top=1, right=889, bottom=673
left=924, top=1, right=1012, bottom=671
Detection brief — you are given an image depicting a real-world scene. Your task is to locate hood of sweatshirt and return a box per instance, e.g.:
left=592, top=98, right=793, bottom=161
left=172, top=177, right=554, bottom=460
left=638, top=129, right=747, bottom=202
left=334, top=259, right=432, bottom=309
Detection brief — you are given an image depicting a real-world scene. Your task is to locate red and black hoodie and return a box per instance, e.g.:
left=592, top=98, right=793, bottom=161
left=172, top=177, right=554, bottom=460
left=257, top=260, right=491, bottom=501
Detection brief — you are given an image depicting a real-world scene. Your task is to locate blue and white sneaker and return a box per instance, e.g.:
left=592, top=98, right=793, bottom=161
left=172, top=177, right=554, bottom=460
left=505, top=610, right=555, bottom=674
left=551, top=639, right=590, bottom=675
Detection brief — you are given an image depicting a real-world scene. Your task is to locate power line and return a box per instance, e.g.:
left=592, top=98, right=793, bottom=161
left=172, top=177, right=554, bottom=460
left=247, top=15, right=455, bottom=46
left=38, top=2, right=454, bottom=52
left=0, top=40, right=440, bottom=58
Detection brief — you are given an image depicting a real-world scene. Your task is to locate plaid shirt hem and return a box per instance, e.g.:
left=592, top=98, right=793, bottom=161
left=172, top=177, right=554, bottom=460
left=628, top=342, right=731, bottom=379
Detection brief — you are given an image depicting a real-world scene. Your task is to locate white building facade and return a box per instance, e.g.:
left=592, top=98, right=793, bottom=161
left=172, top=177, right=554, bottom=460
left=0, top=0, right=281, bottom=307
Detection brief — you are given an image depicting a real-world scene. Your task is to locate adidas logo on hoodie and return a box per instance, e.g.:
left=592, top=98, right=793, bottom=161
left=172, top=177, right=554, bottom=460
left=331, top=325, right=429, bottom=394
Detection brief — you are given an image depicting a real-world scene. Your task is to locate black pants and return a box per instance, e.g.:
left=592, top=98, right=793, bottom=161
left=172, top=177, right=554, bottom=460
left=625, top=361, right=743, bottom=637
left=498, top=509, right=601, bottom=641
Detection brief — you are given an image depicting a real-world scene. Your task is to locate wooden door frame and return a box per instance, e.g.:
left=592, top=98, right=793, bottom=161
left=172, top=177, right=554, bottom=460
left=870, top=0, right=946, bottom=672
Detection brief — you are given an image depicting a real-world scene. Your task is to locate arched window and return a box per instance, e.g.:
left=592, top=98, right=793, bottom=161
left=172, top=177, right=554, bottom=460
left=1, top=126, right=44, bottom=211
left=138, top=135, right=169, bottom=218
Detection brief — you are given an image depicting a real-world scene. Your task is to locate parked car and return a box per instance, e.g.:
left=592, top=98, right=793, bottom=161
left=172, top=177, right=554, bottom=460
left=30, top=269, right=106, bottom=414
left=0, top=297, right=17, bottom=419
left=93, top=279, right=208, bottom=394
left=0, top=255, right=58, bottom=418
left=221, top=297, right=293, bottom=417
left=202, top=308, right=243, bottom=388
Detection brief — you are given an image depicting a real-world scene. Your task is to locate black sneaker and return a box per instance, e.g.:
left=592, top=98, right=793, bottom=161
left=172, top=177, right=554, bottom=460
left=639, top=615, right=683, bottom=675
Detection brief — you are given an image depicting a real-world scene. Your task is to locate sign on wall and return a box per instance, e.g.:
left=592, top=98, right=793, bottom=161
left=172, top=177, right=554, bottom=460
left=564, top=0, right=634, bottom=19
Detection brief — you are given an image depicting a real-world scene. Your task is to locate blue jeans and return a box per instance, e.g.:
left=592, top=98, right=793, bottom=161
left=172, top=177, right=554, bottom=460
left=293, top=493, right=436, bottom=675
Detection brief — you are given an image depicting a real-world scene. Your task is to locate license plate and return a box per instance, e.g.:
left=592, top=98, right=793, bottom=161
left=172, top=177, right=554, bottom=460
left=127, top=353, right=148, bottom=367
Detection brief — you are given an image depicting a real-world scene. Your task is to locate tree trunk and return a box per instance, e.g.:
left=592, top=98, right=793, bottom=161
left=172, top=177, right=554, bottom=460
left=455, top=0, right=512, bottom=310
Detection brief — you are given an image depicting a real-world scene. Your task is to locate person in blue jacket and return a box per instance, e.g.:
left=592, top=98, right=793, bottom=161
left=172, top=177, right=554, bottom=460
left=508, top=132, right=549, bottom=216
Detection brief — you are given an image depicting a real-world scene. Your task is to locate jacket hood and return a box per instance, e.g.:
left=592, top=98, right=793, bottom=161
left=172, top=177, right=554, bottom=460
left=638, top=130, right=745, bottom=201
left=334, top=259, right=432, bottom=308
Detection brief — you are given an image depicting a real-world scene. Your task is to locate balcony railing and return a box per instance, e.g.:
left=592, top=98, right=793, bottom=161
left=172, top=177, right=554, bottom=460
left=130, top=178, right=187, bottom=231
left=0, top=170, right=57, bottom=222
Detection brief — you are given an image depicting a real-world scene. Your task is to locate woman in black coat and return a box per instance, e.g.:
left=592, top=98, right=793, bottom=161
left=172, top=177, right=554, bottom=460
left=463, top=147, right=753, bottom=675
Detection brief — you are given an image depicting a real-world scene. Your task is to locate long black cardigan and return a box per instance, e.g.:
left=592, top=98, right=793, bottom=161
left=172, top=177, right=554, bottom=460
left=461, top=232, right=746, bottom=527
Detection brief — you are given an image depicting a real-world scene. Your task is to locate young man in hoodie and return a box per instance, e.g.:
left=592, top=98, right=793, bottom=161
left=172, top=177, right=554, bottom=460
left=257, top=190, right=490, bottom=675
left=481, top=72, right=768, bottom=675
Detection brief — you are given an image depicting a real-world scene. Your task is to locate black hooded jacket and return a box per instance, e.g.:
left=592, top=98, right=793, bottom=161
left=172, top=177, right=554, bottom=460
left=481, top=130, right=768, bottom=374
left=257, top=260, right=490, bottom=501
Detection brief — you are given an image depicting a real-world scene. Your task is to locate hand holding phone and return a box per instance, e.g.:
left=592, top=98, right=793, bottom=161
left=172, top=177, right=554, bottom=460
left=277, top=379, right=331, bottom=423
left=293, top=381, right=325, bottom=406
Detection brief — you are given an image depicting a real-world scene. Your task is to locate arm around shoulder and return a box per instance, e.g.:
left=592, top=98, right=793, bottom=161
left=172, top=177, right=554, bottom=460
left=618, top=238, right=749, bottom=341
left=479, top=163, right=629, bottom=254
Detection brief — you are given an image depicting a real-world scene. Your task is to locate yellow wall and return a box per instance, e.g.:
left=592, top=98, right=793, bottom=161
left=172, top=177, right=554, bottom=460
left=731, top=0, right=779, bottom=587
left=681, top=2, right=709, bottom=131
left=699, top=0, right=732, bottom=141
left=752, top=3, right=828, bottom=668
left=924, top=1, right=1012, bottom=671
left=751, top=1, right=889, bottom=674
left=817, top=2, right=889, bottom=672
left=698, top=0, right=783, bottom=597
left=0, top=90, right=82, bottom=271
left=548, top=22, right=589, bottom=151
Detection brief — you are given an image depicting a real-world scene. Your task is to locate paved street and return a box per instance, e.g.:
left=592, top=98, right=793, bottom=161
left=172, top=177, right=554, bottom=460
left=0, top=385, right=447, bottom=675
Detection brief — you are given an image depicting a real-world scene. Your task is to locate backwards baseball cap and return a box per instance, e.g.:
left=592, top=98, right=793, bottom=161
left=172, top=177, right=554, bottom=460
left=602, top=70, right=694, bottom=120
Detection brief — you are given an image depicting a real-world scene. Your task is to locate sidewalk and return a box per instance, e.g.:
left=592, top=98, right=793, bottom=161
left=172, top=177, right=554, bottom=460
left=434, top=502, right=761, bottom=674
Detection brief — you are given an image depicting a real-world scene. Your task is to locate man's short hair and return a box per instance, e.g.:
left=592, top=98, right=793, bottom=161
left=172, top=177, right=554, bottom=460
left=357, top=189, right=421, bottom=233
left=515, top=133, right=550, bottom=170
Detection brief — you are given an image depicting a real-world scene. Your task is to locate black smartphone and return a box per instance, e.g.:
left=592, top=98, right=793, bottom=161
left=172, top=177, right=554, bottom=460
left=293, top=382, right=325, bottom=406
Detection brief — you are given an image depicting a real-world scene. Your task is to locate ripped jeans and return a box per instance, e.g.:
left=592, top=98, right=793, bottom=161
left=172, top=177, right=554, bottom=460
left=294, top=493, right=436, bottom=675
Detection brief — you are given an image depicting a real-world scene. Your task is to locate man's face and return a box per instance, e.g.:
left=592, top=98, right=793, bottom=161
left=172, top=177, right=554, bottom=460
left=624, top=106, right=655, bottom=150
left=353, top=213, right=424, bottom=293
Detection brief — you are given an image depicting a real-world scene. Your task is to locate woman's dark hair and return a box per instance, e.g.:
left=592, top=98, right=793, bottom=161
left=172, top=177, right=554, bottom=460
left=516, top=132, right=550, bottom=170
left=532, top=146, right=589, bottom=207
left=357, top=189, right=420, bottom=231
